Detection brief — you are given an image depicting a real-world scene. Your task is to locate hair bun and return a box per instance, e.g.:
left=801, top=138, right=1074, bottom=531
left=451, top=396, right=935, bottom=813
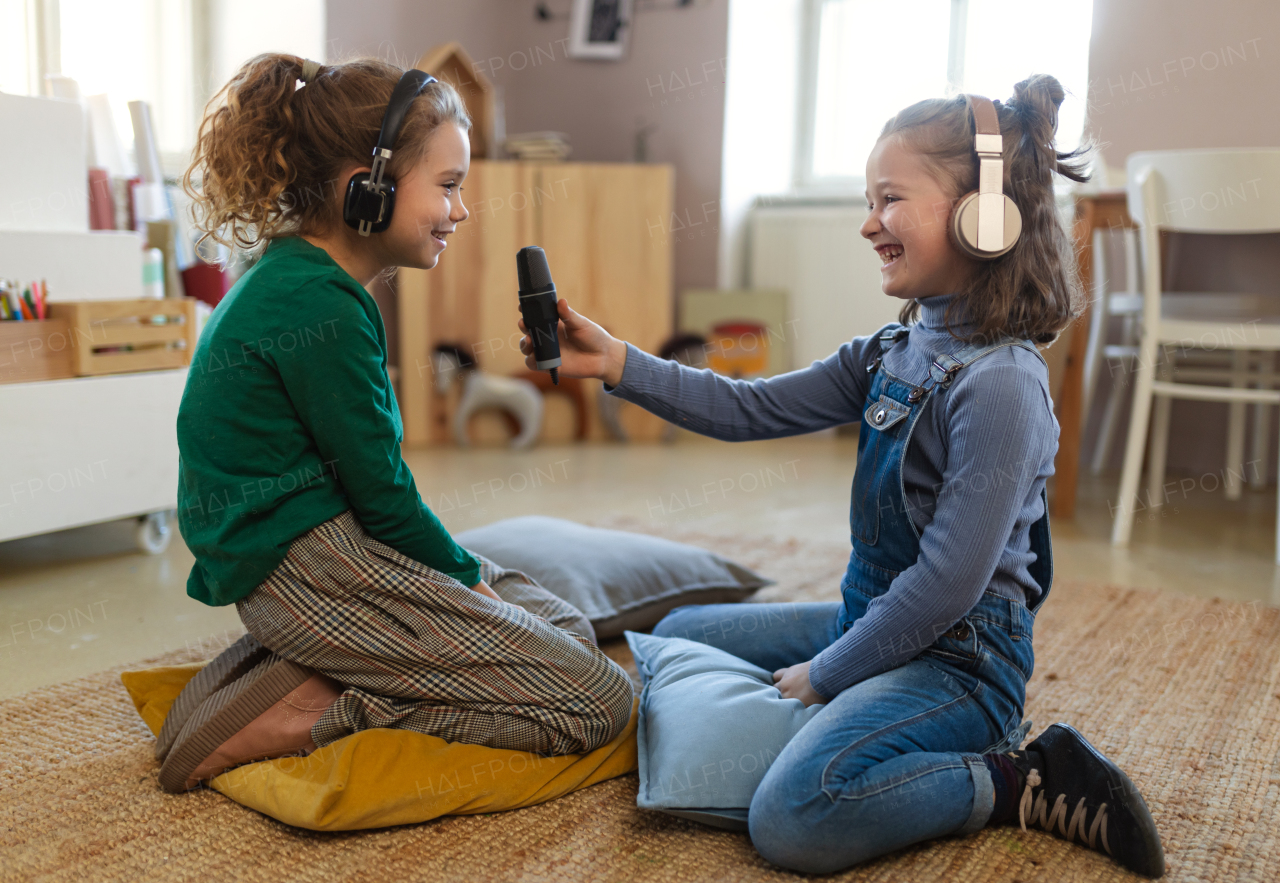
left=1009, top=74, right=1065, bottom=145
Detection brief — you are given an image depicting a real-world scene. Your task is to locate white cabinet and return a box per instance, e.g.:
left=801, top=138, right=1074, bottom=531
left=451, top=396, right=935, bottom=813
left=0, top=93, right=183, bottom=552
left=0, top=370, right=185, bottom=548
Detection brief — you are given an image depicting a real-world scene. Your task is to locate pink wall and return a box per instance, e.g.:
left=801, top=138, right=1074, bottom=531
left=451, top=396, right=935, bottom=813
left=1085, top=0, right=1280, bottom=481
left=325, top=0, right=729, bottom=301
left=1086, top=0, right=1278, bottom=162
left=325, top=1, right=504, bottom=69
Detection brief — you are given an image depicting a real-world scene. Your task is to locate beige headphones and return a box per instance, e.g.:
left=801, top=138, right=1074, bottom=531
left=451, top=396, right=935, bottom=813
left=950, top=94, right=1022, bottom=260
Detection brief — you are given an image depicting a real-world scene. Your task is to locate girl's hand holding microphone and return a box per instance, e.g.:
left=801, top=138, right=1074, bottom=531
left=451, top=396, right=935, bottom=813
left=518, top=299, right=629, bottom=387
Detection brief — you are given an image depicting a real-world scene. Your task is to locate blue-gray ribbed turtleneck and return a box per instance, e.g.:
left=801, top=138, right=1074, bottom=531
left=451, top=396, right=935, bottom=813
left=605, top=294, right=1058, bottom=697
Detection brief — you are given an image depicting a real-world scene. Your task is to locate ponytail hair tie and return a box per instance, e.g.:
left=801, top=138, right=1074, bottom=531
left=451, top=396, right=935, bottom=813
left=299, top=58, right=322, bottom=85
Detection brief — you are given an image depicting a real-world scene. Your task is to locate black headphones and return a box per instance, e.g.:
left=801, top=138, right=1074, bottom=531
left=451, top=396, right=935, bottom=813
left=342, top=69, right=438, bottom=236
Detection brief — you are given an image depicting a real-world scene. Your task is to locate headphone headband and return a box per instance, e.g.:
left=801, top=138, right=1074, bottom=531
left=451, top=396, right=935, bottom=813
left=963, top=94, right=1010, bottom=254
left=375, top=70, right=438, bottom=157
left=966, top=94, right=1001, bottom=144
left=347, top=69, right=437, bottom=237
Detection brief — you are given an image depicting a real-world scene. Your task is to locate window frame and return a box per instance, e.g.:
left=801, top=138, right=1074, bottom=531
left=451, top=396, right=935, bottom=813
left=792, top=0, right=970, bottom=196
left=14, top=0, right=312, bottom=180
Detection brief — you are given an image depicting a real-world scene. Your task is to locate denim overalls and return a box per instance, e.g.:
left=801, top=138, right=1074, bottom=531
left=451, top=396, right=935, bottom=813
left=653, top=326, right=1054, bottom=874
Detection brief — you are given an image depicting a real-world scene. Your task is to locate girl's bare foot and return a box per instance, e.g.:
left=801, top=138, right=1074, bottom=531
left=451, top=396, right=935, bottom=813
left=184, top=674, right=342, bottom=788
left=158, top=655, right=342, bottom=793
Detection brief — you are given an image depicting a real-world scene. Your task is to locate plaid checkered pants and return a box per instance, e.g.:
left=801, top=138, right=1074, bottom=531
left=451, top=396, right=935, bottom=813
left=236, top=510, right=634, bottom=756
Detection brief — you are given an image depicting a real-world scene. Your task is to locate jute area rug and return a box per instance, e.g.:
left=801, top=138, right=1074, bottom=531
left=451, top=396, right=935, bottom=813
left=2, top=521, right=1277, bottom=883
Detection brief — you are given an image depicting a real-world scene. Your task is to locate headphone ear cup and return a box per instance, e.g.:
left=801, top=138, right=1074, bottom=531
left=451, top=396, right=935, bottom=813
left=950, top=190, right=1023, bottom=260
left=343, top=172, right=397, bottom=233
left=343, top=172, right=370, bottom=230
left=374, top=182, right=396, bottom=233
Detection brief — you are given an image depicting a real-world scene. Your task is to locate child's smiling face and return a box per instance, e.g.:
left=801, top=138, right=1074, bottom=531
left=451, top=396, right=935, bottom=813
left=860, top=134, right=978, bottom=300
left=382, top=122, right=471, bottom=270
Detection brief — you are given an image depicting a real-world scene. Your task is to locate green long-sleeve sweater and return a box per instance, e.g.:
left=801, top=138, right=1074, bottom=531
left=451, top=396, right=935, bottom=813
left=176, top=236, right=480, bottom=606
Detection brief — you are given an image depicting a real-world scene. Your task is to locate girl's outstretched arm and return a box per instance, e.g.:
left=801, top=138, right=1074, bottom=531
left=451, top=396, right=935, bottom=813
left=520, top=299, right=884, bottom=442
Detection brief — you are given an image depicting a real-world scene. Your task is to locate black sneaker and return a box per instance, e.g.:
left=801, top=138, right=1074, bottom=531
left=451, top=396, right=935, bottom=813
left=1010, top=723, right=1165, bottom=878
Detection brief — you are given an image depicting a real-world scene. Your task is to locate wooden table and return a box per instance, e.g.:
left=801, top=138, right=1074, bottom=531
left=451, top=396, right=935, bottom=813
left=1051, top=189, right=1134, bottom=520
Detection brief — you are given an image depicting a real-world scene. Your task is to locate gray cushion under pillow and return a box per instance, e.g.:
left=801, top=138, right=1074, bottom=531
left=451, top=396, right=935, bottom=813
left=455, top=517, right=772, bottom=638
left=626, top=631, right=825, bottom=830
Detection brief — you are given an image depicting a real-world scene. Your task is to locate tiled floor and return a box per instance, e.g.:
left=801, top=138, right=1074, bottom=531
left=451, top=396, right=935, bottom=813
left=2, top=431, right=1277, bottom=699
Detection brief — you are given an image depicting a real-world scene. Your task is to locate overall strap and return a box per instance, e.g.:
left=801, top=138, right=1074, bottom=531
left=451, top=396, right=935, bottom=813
left=865, top=324, right=910, bottom=375
left=928, top=337, right=1045, bottom=390
left=879, top=325, right=910, bottom=347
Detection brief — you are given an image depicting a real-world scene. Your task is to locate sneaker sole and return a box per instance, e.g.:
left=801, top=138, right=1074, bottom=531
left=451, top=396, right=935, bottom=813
left=157, top=654, right=313, bottom=793
left=155, top=633, right=269, bottom=762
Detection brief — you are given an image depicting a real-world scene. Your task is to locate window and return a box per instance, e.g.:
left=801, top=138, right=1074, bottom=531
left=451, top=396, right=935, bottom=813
left=59, top=0, right=196, bottom=165
left=795, top=0, right=1093, bottom=191
left=1, top=0, right=324, bottom=178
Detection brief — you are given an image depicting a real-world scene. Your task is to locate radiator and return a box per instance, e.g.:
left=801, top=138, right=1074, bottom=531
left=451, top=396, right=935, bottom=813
left=748, top=205, right=903, bottom=370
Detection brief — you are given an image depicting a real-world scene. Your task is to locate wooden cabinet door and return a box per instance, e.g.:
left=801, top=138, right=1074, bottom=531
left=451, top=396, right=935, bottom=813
left=398, top=160, right=534, bottom=444
left=536, top=162, right=673, bottom=355
left=537, top=162, right=674, bottom=440
left=399, top=160, right=674, bottom=444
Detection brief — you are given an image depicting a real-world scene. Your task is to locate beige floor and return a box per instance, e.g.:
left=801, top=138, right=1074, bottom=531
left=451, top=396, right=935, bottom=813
left=2, top=431, right=1277, bottom=699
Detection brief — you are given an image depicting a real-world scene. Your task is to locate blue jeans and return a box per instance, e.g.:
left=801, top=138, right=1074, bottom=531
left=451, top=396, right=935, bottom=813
left=652, top=591, right=1035, bottom=874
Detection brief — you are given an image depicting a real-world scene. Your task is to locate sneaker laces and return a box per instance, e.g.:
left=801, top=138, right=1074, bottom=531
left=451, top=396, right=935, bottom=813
left=1018, top=769, right=1112, bottom=855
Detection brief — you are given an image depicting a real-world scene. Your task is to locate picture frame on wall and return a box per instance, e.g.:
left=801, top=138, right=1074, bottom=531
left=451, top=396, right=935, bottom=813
left=567, top=0, right=634, bottom=60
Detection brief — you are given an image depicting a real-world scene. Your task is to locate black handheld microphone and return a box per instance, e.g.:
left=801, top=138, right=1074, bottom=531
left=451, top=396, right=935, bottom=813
left=516, top=246, right=562, bottom=385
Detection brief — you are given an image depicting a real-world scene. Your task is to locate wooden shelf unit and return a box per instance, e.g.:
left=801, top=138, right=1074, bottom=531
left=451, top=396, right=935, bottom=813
left=397, top=159, right=675, bottom=445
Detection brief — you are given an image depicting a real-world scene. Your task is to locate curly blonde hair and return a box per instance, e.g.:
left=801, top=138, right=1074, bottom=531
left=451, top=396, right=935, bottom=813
left=881, top=74, right=1094, bottom=344
left=184, top=54, right=470, bottom=253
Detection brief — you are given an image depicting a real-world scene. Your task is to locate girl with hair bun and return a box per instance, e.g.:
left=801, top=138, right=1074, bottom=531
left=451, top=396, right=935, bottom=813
left=166, top=54, right=633, bottom=793
left=523, top=75, right=1166, bottom=876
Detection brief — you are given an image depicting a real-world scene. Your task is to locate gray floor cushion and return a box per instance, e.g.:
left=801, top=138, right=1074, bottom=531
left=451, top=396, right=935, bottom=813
left=456, top=517, right=771, bottom=638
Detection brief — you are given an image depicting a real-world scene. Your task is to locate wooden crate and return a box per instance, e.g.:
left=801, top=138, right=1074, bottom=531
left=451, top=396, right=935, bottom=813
left=46, top=298, right=197, bottom=376
left=0, top=318, right=75, bottom=385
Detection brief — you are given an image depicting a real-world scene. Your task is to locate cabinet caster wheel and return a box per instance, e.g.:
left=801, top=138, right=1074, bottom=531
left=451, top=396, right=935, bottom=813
left=136, top=510, right=174, bottom=554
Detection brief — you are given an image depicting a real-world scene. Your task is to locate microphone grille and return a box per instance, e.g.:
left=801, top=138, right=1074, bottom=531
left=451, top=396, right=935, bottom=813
left=517, top=246, right=552, bottom=291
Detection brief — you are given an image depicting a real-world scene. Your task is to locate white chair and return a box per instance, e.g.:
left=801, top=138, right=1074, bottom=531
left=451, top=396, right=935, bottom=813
left=1082, top=224, right=1142, bottom=473
left=1084, top=229, right=1277, bottom=490
left=1111, top=149, right=1280, bottom=561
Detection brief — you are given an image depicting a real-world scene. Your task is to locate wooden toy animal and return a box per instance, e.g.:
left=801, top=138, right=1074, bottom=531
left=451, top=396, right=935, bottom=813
left=432, top=344, right=543, bottom=449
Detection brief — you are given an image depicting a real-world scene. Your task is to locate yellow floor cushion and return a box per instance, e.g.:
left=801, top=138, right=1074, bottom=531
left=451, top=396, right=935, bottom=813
left=121, top=662, right=639, bottom=831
